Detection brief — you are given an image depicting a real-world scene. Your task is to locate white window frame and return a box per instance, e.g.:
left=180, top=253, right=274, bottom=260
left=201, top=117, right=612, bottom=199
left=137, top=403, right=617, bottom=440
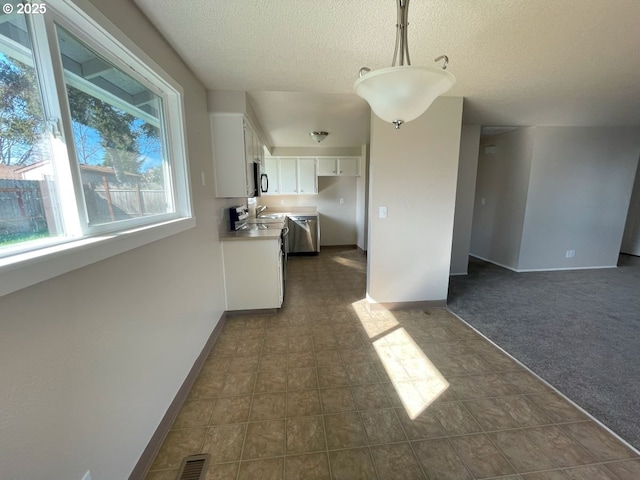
left=0, top=0, right=195, bottom=297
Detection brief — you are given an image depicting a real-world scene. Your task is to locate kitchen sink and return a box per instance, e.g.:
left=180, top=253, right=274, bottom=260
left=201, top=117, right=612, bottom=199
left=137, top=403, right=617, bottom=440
left=257, top=213, right=286, bottom=219
left=237, top=223, right=282, bottom=231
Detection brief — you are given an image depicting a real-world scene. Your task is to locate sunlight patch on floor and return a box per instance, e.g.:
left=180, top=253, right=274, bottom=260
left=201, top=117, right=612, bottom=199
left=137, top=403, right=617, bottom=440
left=332, top=255, right=367, bottom=273
left=351, top=299, right=449, bottom=419
left=373, top=328, right=449, bottom=419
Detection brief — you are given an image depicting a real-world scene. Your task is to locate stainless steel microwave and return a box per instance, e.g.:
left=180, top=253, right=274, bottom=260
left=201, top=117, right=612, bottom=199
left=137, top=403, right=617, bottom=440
left=253, top=161, right=269, bottom=196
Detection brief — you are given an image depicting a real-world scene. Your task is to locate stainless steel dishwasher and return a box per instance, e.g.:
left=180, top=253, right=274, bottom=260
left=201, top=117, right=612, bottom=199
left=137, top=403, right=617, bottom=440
left=287, top=215, right=319, bottom=254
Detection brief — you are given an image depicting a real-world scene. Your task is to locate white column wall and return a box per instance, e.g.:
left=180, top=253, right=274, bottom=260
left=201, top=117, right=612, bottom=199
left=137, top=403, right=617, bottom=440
left=367, top=97, right=463, bottom=304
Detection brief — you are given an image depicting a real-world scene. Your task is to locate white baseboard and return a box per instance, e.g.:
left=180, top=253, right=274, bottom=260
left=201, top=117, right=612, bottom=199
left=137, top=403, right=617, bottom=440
left=469, top=254, right=617, bottom=273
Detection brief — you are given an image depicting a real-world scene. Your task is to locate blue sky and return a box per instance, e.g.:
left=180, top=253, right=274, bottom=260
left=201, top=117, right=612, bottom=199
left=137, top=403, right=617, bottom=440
left=1, top=51, right=163, bottom=172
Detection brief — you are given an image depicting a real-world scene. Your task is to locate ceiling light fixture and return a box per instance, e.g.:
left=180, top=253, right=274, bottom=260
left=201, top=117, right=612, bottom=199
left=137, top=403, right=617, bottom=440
left=353, top=0, right=456, bottom=129
left=309, top=131, right=329, bottom=143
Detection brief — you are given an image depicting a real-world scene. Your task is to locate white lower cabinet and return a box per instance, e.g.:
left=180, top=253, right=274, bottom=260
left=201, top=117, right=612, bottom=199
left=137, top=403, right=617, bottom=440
left=222, top=239, right=283, bottom=310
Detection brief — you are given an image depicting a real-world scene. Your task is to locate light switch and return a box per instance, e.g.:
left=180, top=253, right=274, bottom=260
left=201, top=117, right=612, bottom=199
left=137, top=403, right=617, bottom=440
left=379, top=206, right=388, bottom=218
left=339, top=198, right=344, bottom=205
left=200, top=172, right=206, bottom=186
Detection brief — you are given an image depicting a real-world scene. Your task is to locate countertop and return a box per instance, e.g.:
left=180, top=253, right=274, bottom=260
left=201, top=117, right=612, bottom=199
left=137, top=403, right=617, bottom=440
left=219, top=209, right=318, bottom=241
left=219, top=219, right=285, bottom=241
left=219, top=229, right=283, bottom=241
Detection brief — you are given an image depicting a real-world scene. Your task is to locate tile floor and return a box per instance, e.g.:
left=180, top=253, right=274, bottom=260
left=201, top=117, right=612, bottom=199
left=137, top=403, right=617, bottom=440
left=145, top=247, right=640, bottom=480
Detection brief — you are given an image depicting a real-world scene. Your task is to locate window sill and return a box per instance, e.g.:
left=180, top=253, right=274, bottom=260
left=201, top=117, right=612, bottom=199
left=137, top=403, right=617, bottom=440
left=0, top=217, right=196, bottom=297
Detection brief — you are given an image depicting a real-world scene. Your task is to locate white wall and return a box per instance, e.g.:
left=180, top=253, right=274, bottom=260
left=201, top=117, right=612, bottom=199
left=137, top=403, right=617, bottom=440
left=450, top=124, right=481, bottom=275
left=207, top=90, right=270, bottom=150
left=470, top=128, right=535, bottom=269
left=367, top=97, right=463, bottom=304
left=621, top=161, right=640, bottom=256
left=0, top=1, right=229, bottom=479
left=259, top=175, right=358, bottom=246
left=356, top=144, right=369, bottom=251
left=271, top=146, right=362, bottom=157
left=519, top=127, right=640, bottom=269
left=471, top=126, right=640, bottom=271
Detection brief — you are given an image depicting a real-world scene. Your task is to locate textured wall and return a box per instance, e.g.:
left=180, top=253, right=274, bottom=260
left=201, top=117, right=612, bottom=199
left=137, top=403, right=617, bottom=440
left=621, top=164, right=640, bottom=256
left=0, top=0, right=230, bottom=479
left=259, top=175, right=359, bottom=247
left=470, top=128, right=535, bottom=270
left=450, top=124, right=481, bottom=275
left=519, top=127, right=640, bottom=270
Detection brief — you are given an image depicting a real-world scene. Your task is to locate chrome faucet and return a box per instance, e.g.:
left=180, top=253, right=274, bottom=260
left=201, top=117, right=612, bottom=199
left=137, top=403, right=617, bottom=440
left=256, top=205, right=268, bottom=216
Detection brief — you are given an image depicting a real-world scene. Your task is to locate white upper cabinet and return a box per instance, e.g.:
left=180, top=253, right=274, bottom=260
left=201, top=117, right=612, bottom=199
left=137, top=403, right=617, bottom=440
left=264, top=157, right=318, bottom=195
left=316, top=157, right=360, bottom=176
left=279, top=157, right=298, bottom=194
left=317, top=157, right=338, bottom=176
left=337, top=157, right=360, bottom=176
left=264, top=157, right=280, bottom=194
left=210, top=113, right=261, bottom=198
left=298, top=158, right=317, bottom=194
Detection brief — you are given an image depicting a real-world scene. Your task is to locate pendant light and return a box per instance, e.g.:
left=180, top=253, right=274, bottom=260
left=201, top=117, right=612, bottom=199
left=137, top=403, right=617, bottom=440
left=353, top=0, right=456, bottom=129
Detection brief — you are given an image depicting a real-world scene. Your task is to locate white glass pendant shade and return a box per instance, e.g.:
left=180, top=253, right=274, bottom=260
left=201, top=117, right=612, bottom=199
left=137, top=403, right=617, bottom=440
left=354, top=65, right=456, bottom=124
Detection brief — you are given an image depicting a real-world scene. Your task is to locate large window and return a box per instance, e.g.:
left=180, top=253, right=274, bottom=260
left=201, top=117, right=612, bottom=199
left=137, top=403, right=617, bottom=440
left=0, top=0, right=192, bottom=295
left=0, top=1, right=191, bottom=263
left=57, top=26, right=174, bottom=226
left=0, top=3, right=61, bottom=247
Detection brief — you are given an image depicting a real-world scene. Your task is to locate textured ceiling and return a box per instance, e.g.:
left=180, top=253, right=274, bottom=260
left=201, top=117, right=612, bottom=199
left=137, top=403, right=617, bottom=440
left=133, top=0, right=640, bottom=146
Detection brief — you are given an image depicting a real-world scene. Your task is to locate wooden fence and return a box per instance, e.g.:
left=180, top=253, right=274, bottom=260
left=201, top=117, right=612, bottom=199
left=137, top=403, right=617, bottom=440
left=0, top=179, right=48, bottom=240
left=83, top=176, right=167, bottom=224
left=0, top=178, right=167, bottom=242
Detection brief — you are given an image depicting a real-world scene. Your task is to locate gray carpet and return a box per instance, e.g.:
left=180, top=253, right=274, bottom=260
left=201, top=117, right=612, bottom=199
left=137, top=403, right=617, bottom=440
left=447, top=254, right=640, bottom=449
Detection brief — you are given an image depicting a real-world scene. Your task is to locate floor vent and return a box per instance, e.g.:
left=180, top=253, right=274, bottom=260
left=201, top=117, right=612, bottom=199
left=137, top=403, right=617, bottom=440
left=175, top=454, right=210, bottom=480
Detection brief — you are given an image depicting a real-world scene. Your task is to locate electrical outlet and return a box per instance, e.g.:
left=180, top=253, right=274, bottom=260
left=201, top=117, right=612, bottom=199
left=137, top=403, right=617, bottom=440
left=81, top=471, right=92, bottom=480
left=566, top=249, right=575, bottom=258
left=480, top=198, right=486, bottom=206
left=280, top=199, right=285, bottom=205
left=339, top=197, right=344, bottom=205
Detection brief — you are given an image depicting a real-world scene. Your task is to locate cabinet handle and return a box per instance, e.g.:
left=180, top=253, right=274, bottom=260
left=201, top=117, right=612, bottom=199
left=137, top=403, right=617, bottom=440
left=339, top=171, right=342, bottom=174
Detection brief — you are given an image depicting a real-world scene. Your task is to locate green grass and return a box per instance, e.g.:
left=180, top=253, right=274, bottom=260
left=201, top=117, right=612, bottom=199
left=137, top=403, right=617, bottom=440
left=0, top=231, right=50, bottom=247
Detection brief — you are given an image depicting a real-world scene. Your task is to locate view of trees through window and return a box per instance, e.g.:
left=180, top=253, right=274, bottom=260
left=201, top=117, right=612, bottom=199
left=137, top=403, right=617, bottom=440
left=0, top=11, right=58, bottom=247
left=1, top=15, right=173, bottom=250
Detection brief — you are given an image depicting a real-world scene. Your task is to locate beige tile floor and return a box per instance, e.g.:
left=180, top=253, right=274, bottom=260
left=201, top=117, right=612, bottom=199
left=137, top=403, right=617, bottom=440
left=145, top=247, right=640, bottom=480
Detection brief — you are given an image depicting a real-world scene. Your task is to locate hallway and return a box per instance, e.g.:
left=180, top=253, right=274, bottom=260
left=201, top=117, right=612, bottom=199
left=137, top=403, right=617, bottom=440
left=145, top=247, right=640, bottom=480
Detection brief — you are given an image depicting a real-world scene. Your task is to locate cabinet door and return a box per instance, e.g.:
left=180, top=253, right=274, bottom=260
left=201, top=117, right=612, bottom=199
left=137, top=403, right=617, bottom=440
left=211, top=114, right=248, bottom=198
left=338, top=157, right=360, bottom=176
left=222, top=239, right=281, bottom=310
left=264, top=157, right=280, bottom=194
left=298, top=158, right=317, bottom=194
left=277, top=240, right=283, bottom=305
left=243, top=123, right=256, bottom=196
left=317, top=157, right=337, bottom=176
left=279, top=157, right=298, bottom=194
